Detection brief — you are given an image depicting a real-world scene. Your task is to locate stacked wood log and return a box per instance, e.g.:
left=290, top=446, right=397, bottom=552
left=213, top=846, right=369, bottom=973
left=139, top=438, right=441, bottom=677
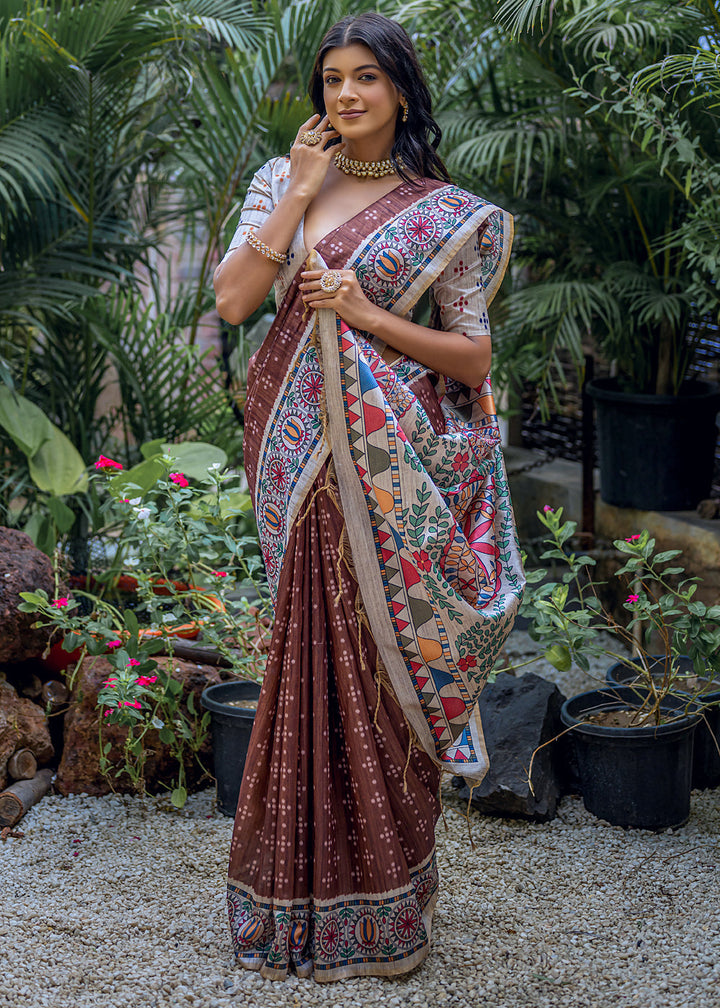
left=0, top=680, right=54, bottom=791
left=0, top=769, right=53, bottom=828
left=7, top=748, right=38, bottom=780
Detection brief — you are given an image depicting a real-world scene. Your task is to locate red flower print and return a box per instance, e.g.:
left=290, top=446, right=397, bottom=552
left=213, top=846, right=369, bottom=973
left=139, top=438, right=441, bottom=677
left=412, top=550, right=432, bottom=573
left=451, top=451, right=469, bottom=472
left=458, top=655, right=478, bottom=672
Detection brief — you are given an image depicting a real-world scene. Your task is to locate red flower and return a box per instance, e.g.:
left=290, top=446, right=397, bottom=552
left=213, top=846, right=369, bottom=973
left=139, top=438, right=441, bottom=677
left=51, top=597, right=70, bottom=608
left=212, top=571, right=228, bottom=578
left=451, top=451, right=470, bottom=472
left=127, top=659, right=141, bottom=667
left=169, top=472, right=189, bottom=487
left=458, top=655, right=478, bottom=672
left=413, top=550, right=432, bottom=573
left=95, top=455, right=123, bottom=472
left=136, top=675, right=158, bottom=687
left=625, top=533, right=641, bottom=542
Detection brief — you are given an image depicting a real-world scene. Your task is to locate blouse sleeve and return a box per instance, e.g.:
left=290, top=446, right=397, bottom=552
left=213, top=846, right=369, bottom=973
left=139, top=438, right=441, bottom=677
left=221, top=160, right=276, bottom=261
left=430, top=230, right=492, bottom=341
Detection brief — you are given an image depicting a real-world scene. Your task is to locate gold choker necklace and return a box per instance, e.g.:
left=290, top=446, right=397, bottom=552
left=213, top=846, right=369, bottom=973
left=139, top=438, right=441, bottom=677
left=334, top=151, right=402, bottom=179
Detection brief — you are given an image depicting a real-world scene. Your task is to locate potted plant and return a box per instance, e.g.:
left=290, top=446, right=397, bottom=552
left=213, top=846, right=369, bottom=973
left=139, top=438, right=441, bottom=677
left=200, top=681, right=262, bottom=817
left=605, top=656, right=720, bottom=791
left=429, top=0, right=720, bottom=510
left=521, top=506, right=720, bottom=829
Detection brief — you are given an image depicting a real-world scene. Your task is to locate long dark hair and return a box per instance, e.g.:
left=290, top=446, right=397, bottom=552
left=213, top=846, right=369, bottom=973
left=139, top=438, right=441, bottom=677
left=308, top=13, right=451, bottom=184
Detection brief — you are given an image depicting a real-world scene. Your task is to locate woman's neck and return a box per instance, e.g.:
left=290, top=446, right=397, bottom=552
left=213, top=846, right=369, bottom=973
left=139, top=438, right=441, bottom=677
left=341, top=139, right=394, bottom=164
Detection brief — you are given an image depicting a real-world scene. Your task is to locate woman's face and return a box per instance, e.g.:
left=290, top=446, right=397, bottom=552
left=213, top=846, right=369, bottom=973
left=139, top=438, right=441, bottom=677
left=321, top=43, right=401, bottom=147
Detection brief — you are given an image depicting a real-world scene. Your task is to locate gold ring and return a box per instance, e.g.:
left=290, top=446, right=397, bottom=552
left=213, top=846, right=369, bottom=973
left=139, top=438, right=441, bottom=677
left=300, top=130, right=323, bottom=146
left=319, top=270, right=342, bottom=293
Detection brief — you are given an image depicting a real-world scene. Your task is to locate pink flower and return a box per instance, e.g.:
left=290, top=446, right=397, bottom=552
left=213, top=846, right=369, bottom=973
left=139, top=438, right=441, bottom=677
left=103, top=710, right=112, bottom=717
left=120, top=700, right=142, bottom=709
left=95, top=454, right=123, bottom=472
left=51, top=597, right=69, bottom=608
left=626, top=594, right=640, bottom=604
left=107, top=639, right=122, bottom=649
left=127, top=659, right=141, bottom=667
left=625, top=534, right=641, bottom=542
left=212, top=571, right=228, bottom=578
left=169, top=472, right=189, bottom=487
left=136, top=675, right=158, bottom=687
left=103, top=678, right=119, bottom=688
left=543, top=505, right=554, bottom=513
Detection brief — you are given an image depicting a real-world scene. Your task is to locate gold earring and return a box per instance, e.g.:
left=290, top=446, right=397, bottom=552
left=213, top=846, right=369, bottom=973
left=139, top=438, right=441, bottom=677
left=400, top=97, right=408, bottom=123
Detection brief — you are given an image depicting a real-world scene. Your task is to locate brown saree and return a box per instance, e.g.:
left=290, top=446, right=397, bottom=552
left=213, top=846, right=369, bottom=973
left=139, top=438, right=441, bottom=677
left=227, top=178, right=523, bottom=981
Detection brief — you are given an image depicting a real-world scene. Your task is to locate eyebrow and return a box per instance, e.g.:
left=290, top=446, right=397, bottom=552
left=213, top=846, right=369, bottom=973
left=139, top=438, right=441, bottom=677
left=322, top=64, right=381, bottom=73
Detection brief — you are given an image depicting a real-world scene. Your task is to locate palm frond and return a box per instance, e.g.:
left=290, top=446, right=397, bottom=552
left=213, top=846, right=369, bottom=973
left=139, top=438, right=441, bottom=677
left=494, top=0, right=553, bottom=36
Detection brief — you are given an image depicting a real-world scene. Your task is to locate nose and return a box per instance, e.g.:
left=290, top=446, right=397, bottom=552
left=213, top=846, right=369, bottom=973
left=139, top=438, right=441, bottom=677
left=338, top=80, right=358, bottom=105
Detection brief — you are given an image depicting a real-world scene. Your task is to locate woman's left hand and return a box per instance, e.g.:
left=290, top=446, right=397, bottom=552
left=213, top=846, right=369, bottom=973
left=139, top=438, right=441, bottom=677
left=299, top=269, right=377, bottom=331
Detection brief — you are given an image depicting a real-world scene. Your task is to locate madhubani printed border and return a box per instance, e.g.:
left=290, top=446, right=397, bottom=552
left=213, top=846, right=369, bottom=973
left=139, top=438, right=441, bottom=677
left=227, top=850, right=438, bottom=981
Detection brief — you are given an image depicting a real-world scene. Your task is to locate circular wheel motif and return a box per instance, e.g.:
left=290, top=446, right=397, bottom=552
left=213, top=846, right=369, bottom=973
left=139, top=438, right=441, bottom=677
left=413, top=877, right=436, bottom=904
left=391, top=904, right=421, bottom=946
left=354, top=913, right=381, bottom=951
left=267, top=457, right=288, bottom=492
left=299, top=369, right=324, bottom=406
left=317, top=918, right=341, bottom=958
left=404, top=213, right=438, bottom=248
left=281, top=414, right=306, bottom=451
left=261, top=547, right=279, bottom=578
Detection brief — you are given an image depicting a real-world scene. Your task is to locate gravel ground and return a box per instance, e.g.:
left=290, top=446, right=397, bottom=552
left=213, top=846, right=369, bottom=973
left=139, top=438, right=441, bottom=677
left=2, top=630, right=719, bottom=1008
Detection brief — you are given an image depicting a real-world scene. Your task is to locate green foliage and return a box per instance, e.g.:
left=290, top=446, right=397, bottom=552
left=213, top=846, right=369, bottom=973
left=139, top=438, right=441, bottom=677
left=19, top=452, right=269, bottom=804
left=393, top=0, right=720, bottom=409
left=0, top=0, right=346, bottom=558
left=519, top=507, right=720, bottom=721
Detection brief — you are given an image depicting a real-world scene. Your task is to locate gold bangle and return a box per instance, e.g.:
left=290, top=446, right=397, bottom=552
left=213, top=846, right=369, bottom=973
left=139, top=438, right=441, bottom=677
left=245, top=230, right=286, bottom=264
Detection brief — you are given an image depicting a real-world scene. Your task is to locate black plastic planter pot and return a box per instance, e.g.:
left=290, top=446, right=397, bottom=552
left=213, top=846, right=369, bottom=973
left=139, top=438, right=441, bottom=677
left=560, top=686, right=700, bottom=830
left=586, top=378, right=720, bottom=511
left=201, top=680, right=262, bottom=817
left=606, top=658, right=720, bottom=791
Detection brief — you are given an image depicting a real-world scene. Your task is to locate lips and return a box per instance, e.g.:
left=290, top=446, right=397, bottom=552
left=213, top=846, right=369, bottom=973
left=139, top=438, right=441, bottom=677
left=338, top=110, right=365, bottom=119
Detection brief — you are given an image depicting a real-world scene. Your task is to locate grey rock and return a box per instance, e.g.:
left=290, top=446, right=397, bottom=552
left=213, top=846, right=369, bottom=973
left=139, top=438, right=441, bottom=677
left=453, top=671, right=568, bottom=821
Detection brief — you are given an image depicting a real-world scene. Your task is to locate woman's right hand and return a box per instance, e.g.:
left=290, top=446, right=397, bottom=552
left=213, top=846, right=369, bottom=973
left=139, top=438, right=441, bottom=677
left=287, top=114, right=343, bottom=202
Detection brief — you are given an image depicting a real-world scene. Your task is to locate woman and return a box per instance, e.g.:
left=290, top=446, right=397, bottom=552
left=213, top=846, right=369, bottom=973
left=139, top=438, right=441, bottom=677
left=213, top=12, right=524, bottom=983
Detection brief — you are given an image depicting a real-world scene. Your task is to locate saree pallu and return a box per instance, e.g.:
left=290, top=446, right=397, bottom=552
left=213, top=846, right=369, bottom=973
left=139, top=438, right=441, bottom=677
left=227, top=178, right=525, bottom=982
